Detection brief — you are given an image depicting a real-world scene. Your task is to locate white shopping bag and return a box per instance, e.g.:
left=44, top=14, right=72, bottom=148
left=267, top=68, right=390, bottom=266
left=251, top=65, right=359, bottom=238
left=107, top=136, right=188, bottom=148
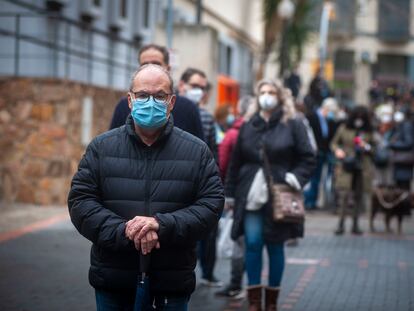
left=217, top=210, right=234, bottom=259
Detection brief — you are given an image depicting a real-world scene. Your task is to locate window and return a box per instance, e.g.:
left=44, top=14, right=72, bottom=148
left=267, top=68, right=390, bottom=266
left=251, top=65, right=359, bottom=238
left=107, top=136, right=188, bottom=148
left=378, top=0, right=410, bottom=42
left=120, top=0, right=128, bottom=18
left=143, top=0, right=150, bottom=28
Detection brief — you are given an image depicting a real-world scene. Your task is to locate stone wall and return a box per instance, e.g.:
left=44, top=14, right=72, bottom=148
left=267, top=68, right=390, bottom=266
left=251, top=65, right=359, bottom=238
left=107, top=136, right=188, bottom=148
left=0, top=78, right=125, bottom=205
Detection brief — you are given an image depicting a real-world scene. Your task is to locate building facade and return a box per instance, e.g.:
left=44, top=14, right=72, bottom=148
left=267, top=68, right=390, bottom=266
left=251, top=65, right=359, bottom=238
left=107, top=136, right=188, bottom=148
left=0, top=0, right=263, bottom=205
left=297, top=0, right=414, bottom=106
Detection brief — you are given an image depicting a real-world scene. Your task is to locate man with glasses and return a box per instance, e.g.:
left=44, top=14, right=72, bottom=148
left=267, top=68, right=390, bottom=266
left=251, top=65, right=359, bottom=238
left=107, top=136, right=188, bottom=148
left=177, top=68, right=221, bottom=288
left=178, top=68, right=217, bottom=161
left=69, top=64, right=224, bottom=310
left=109, top=44, right=204, bottom=142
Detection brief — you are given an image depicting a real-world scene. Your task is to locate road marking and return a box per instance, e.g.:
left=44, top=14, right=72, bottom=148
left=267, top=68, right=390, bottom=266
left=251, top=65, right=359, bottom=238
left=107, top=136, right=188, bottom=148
left=0, top=212, right=69, bottom=243
left=280, top=265, right=318, bottom=310
left=286, top=258, right=320, bottom=265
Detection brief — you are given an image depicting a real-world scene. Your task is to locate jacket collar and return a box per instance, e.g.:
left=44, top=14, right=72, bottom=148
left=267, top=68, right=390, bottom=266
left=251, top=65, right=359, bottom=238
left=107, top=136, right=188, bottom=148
left=251, top=108, right=283, bottom=131
left=126, top=114, right=175, bottom=146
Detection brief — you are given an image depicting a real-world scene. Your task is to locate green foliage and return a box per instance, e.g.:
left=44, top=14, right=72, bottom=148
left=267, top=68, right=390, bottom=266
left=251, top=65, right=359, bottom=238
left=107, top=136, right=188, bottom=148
left=263, top=0, right=315, bottom=70
left=286, top=0, right=314, bottom=65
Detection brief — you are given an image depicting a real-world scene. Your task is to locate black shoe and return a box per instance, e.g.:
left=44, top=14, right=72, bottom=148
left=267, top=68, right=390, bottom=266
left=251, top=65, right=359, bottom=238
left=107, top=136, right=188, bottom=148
left=352, top=227, right=363, bottom=235
left=335, top=227, right=344, bottom=235
left=215, top=285, right=242, bottom=297
left=286, top=238, right=299, bottom=247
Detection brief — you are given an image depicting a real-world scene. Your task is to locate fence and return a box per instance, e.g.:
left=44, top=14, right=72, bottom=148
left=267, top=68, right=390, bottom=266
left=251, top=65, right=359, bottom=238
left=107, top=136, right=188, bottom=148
left=0, top=11, right=141, bottom=90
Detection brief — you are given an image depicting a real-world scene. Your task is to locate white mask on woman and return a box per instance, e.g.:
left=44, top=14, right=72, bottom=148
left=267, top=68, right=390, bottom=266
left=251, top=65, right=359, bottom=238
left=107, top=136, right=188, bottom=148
left=259, top=94, right=278, bottom=111
left=393, top=111, right=405, bottom=123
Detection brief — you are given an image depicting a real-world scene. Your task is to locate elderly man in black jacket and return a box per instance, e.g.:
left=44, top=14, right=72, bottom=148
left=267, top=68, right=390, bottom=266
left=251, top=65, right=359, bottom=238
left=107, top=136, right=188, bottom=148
left=68, top=64, right=224, bottom=310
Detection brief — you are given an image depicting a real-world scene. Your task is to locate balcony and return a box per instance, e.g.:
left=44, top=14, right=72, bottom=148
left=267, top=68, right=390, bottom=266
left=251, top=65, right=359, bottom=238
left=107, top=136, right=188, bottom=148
left=378, top=0, right=410, bottom=43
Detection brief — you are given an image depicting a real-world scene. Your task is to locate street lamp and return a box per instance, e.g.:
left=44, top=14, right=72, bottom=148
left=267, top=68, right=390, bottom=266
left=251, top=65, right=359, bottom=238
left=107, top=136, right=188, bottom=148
left=278, top=0, right=295, bottom=78
left=319, top=1, right=334, bottom=79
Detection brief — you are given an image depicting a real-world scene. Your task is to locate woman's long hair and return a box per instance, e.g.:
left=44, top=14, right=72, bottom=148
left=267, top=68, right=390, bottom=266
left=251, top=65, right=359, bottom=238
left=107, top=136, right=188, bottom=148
left=345, top=105, right=373, bottom=132
left=255, top=78, right=296, bottom=122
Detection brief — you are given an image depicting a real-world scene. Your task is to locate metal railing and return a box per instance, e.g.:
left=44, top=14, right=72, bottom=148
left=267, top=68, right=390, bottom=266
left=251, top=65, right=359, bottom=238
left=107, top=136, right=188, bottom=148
left=0, top=11, right=142, bottom=89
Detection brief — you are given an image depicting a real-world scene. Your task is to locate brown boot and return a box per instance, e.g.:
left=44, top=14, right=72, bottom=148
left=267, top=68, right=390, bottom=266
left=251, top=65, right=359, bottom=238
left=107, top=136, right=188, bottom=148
left=265, top=287, right=280, bottom=311
left=247, top=285, right=263, bottom=311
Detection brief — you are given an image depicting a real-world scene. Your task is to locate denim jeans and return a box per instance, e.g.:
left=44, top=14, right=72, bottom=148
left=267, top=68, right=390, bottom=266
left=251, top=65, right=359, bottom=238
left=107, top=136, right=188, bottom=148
left=244, top=211, right=285, bottom=287
left=95, top=289, right=135, bottom=311
left=304, top=152, right=333, bottom=209
left=96, top=285, right=189, bottom=311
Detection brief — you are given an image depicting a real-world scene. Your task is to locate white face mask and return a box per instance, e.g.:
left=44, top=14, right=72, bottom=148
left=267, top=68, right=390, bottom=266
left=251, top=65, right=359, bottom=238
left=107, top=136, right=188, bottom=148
left=394, top=111, right=405, bottom=123
left=185, top=88, right=204, bottom=104
left=354, top=118, right=364, bottom=128
left=380, top=114, right=392, bottom=124
left=259, top=94, right=278, bottom=111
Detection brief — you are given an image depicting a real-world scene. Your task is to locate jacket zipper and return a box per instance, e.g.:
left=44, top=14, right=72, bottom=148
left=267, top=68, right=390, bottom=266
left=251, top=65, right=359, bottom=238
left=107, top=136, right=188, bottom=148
left=144, top=147, right=152, bottom=217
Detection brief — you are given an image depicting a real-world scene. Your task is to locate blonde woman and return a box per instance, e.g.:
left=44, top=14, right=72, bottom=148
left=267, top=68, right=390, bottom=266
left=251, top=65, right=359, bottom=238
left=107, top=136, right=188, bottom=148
left=225, top=79, right=315, bottom=310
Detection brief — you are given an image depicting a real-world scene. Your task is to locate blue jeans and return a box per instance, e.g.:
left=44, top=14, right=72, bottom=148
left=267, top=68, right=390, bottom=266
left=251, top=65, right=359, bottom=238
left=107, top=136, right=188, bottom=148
left=244, top=211, right=285, bottom=287
left=96, top=289, right=135, bottom=311
left=96, top=285, right=189, bottom=311
left=304, top=152, right=333, bottom=209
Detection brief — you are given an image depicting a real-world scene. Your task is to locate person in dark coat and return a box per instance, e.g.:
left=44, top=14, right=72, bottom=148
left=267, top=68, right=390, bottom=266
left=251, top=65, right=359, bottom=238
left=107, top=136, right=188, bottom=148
left=303, top=69, right=331, bottom=113
left=215, top=95, right=255, bottom=298
left=177, top=67, right=221, bottom=287
left=284, top=65, right=301, bottom=99
left=68, top=64, right=224, bottom=310
left=225, top=79, right=315, bottom=310
left=109, top=44, right=205, bottom=142
left=304, top=97, right=339, bottom=210
left=389, top=108, right=414, bottom=190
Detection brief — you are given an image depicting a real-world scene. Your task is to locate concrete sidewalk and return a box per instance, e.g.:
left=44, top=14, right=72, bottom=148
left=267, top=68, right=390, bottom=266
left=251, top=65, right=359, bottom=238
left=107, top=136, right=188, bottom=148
left=0, top=201, right=413, bottom=310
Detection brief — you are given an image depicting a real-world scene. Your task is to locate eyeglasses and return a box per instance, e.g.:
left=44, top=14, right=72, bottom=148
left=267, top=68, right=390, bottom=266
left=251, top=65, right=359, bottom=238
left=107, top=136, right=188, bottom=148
left=188, top=83, right=207, bottom=91
left=131, top=91, right=173, bottom=104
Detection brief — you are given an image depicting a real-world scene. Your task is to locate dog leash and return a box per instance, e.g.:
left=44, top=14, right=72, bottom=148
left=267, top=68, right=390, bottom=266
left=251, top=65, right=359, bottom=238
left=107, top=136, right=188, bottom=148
left=374, top=188, right=410, bottom=210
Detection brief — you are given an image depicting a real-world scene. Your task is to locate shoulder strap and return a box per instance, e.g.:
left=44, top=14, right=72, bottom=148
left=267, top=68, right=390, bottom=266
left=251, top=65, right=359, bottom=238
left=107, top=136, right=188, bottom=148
left=261, top=146, right=274, bottom=188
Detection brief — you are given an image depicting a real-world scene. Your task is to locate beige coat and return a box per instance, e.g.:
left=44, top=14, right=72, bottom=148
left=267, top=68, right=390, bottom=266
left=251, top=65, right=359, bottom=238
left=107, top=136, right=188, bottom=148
left=331, top=123, right=374, bottom=192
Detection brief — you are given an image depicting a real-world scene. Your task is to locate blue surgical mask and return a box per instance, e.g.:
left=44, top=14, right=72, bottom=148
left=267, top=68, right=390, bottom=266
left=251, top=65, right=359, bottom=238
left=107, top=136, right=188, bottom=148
left=326, top=111, right=335, bottom=121
left=131, top=96, right=168, bottom=129
left=226, top=114, right=235, bottom=126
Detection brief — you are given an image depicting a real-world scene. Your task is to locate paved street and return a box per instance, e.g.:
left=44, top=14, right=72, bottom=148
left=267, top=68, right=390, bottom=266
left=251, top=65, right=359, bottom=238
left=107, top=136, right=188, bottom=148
left=0, top=203, right=413, bottom=311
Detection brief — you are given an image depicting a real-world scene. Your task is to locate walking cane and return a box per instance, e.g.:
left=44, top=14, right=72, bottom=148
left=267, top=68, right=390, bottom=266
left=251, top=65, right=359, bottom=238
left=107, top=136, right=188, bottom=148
left=133, top=253, right=151, bottom=311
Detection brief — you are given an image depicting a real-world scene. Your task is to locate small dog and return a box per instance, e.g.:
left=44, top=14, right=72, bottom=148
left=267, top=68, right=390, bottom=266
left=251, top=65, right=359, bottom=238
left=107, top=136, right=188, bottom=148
left=370, top=186, right=411, bottom=234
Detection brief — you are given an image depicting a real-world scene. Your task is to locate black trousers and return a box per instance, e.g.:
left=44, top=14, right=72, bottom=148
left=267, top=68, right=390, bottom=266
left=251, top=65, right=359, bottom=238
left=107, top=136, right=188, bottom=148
left=197, top=224, right=218, bottom=280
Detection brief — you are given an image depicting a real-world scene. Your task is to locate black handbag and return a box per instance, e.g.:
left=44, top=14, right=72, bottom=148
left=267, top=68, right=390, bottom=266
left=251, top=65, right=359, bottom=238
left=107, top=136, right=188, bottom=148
left=373, top=148, right=390, bottom=168
left=342, top=156, right=362, bottom=173
left=392, top=150, right=414, bottom=165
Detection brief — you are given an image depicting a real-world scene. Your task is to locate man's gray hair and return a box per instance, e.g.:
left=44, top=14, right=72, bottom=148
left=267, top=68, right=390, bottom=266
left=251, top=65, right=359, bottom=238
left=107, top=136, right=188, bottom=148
left=238, top=95, right=254, bottom=116
left=129, top=64, right=174, bottom=93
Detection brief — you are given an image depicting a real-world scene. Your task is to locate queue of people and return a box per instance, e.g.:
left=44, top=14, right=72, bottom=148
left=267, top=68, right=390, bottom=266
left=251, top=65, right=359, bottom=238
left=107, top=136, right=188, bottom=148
left=67, top=42, right=413, bottom=311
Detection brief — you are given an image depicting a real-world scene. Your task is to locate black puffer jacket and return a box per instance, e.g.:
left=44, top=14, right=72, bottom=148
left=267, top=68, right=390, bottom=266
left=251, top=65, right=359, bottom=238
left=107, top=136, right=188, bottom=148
left=68, top=115, right=224, bottom=296
left=226, top=111, right=315, bottom=243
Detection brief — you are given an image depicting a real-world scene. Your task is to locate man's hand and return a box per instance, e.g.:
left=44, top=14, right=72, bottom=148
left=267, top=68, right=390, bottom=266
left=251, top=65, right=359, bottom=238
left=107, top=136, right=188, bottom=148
left=224, top=197, right=235, bottom=210
left=335, top=148, right=346, bottom=159
left=125, top=216, right=160, bottom=240
left=133, top=230, right=160, bottom=254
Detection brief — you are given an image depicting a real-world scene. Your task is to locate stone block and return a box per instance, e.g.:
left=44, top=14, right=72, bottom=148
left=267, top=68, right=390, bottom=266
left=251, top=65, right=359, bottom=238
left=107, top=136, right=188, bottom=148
left=39, top=124, right=67, bottom=139
left=0, top=170, right=18, bottom=202
left=23, top=159, right=48, bottom=178
left=0, top=110, right=11, bottom=123
left=26, top=133, right=56, bottom=159
left=16, top=181, right=35, bottom=203
left=31, top=103, right=54, bottom=121
left=15, top=101, right=33, bottom=121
